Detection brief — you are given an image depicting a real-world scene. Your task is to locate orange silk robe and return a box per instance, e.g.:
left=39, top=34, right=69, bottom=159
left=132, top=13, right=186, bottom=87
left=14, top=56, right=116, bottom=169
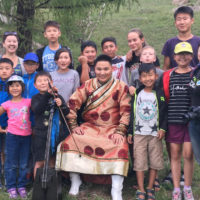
left=56, top=78, right=131, bottom=176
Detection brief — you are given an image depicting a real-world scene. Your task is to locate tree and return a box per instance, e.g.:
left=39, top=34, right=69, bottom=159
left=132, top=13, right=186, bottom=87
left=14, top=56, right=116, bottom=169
left=0, top=0, right=135, bottom=56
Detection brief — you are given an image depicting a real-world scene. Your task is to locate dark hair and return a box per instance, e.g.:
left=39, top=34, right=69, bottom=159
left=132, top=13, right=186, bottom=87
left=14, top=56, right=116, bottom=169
left=6, top=81, right=25, bottom=94
left=128, top=28, right=147, bottom=47
left=54, top=47, right=73, bottom=69
left=34, top=71, right=52, bottom=83
left=0, top=58, right=14, bottom=67
left=81, top=40, right=97, bottom=52
left=101, top=37, right=117, bottom=48
left=44, top=21, right=60, bottom=31
left=94, top=54, right=112, bottom=67
left=2, top=31, right=19, bottom=43
left=138, top=63, right=156, bottom=76
left=174, top=6, right=193, bottom=19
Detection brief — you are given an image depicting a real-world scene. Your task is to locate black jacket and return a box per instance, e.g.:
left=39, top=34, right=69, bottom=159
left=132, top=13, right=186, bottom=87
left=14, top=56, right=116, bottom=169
left=128, top=84, right=168, bottom=135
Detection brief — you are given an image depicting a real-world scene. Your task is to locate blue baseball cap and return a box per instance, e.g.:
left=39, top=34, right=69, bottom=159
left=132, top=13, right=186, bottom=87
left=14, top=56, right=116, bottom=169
left=24, top=52, right=39, bottom=63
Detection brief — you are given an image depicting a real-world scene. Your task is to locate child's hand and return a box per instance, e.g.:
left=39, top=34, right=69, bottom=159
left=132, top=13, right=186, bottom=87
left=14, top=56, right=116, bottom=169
left=55, top=98, right=62, bottom=107
left=111, top=133, right=124, bottom=145
left=127, top=135, right=133, bottom=144
left=48, top=86, right=58, bottom=96
left=129, top=86, right=136, bottom=96
left=126, top=50, right=133, bottom=62
left=157, top=129, right=165, bottom=140
left=78, top=55, right=88, bottom=65
left=0, top=126, right=6, bottom=134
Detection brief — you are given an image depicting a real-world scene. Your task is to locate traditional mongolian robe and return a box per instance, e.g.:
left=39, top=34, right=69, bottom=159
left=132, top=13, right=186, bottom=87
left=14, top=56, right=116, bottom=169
left=56, top=77, right=131, bottom=176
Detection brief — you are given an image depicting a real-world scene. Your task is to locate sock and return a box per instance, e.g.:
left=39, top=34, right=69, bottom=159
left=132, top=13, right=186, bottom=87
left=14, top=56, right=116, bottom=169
left=184, top=186, right=191, bottom=191
left=174, top=188, right=180, bottom=192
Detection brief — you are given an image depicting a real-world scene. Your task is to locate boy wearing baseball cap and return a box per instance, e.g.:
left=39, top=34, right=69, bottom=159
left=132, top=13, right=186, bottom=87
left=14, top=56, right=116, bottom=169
left=162, top=42, right=194, bottom=200
left=23, top=52, right=39, bottom=98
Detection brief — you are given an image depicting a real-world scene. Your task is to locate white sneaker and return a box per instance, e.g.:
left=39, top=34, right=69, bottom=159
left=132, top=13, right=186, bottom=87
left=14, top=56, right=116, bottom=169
left=183, top=188, right=194, bottom=200
left=69, top=173, right=82, bottom=196
left=172, top=190, right=182, bottom=200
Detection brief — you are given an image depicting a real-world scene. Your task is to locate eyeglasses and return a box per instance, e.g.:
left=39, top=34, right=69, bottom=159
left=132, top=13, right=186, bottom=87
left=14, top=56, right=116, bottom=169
left=4, top=31, right=18, bottom=36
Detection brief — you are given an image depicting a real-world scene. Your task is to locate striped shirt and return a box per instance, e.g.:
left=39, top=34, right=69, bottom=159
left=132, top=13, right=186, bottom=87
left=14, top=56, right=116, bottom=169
left=168, top=71, right=191, bottom=124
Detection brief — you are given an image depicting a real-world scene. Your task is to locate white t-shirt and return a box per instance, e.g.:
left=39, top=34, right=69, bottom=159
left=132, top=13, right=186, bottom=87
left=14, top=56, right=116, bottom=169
left=135, top=89, right=158, bottom=136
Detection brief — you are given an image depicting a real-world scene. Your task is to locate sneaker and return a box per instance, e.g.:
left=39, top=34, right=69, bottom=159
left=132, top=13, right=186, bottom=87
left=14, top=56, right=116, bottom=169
left=163, top=170, right=173, bottom=184
left=172, top=190, right=182, bottom=200
left=7, top=188, right=18, bottom=199
left=180, top=174, right=185, bottom=186
left=18, top=187, right=27, bottom=199
left=183, top=188, right=194, bottom=200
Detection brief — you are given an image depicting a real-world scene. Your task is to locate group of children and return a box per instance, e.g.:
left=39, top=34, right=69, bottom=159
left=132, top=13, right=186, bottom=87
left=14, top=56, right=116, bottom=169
left=0, top=4, right=200, bottom=200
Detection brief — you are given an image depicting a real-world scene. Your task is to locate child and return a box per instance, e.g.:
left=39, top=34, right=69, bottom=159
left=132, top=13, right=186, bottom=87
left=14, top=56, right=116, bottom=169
left=0, top=75, right=31, bottom=199
left=126, top=28, right=160, bottom=71
left=101, top=37, right=129, bottom=85
left=1, top=31, right=26, bottom=76
left=0, top=58, right=13, bottom=188
left=128, top=63, right=167, bottom=200
left=23, top=52, right=39, bottom=98
left=51, top=48, right=80, bottom=103
left=188, top=44, right=200, bottom=165
left=31, top=71, right=69, bottom=178
left=76, top=40, right=97, bottom=84
left=36, top=21, right=72, bottom=72
left=129, top=46, right=163, bottom=95
left=162, top=6, right=200, bottom=70
left=163, top=42, right=194, bottom=200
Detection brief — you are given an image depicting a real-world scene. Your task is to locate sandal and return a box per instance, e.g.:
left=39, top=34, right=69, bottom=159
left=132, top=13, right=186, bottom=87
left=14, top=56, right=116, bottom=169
left=136, top=190, right=146, bottom=200
left=153, top=178, right=161, bottom=192
left=18, top=187, right=27, bottom=198
left=7, top=188, right=18, bottom=199
left=146, top=188, right=155, bottom=200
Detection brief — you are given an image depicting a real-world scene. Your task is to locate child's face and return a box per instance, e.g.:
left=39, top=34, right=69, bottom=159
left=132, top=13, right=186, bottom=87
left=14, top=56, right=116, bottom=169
left=82, top=46, right=97, bottom=64
left=56, top=52, right=71, bottom=71
left=139, top=69, right=157, bottom=89
left=9, top=81, right=22, bottom=97
left=140, top=48, right=156, bottom=63
left=3, top=35, right=18, bottom=54
left=95, top=61, right=112, bottom=84
left=127, top=32, right=144, bottom=52
left=24, top=61, right=39, bottom=75
left=44, top=26, right=61, bottom=43
left=174, top=52, right=193, bottom=68
left=0, top=63, right=13, bottom=80
left=198, top=46, right=200, bottom=61
left=102, top=41, right=117, bottom=59
left=34, top=75, right=51, bottom=93
left=175, top=13, right=194, bottom=33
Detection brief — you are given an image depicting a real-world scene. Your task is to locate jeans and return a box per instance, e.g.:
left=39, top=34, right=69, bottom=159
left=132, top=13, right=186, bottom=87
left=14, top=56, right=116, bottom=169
left=189, top=119, right=200, bottom=165
left=0, top=132, right=5, bottom=185
left=5, top=133, right=31, bottom=189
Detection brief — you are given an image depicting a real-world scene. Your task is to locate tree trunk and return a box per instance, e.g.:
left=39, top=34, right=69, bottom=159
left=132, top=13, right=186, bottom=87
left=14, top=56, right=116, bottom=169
left=16, top=0, right=35, bottom=57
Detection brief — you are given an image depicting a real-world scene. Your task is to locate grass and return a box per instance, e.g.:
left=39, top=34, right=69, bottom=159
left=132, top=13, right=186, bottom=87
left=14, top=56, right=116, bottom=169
left=1, top=0, right=200, bottom=199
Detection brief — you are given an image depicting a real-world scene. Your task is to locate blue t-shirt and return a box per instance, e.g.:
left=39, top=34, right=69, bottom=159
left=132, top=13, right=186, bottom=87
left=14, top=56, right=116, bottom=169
left=42, top=45, right=61, bottom=72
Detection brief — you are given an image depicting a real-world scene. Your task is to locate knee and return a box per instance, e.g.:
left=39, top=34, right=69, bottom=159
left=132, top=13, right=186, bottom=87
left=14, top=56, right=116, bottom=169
left=183, top=152, right=193, bottom=161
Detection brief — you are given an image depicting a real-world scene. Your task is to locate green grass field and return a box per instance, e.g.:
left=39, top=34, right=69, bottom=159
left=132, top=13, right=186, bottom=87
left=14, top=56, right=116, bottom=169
left=0, top=0, right=200, bottom=199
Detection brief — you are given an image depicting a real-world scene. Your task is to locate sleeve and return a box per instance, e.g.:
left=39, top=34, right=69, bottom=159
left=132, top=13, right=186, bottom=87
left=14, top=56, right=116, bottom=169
left=158, top=90, right=168, bottom=132
left=31, top=93, right=52, bottom=114
left=161, top=40, right=170, bottom=57
left=130, top=70, right=137, bottom=87
left=115, top=84, right=131, bottom=136
left=67, top=82, right=89, bottom=130
left=76, top=65, right=82, bottom=77
left=1, top=101, right=8, bottom=111
left=73, top=71, right=80, bottom=93
left=36, top=47, right=45, bottom=71
left=57, top=94, right=70, bottom=116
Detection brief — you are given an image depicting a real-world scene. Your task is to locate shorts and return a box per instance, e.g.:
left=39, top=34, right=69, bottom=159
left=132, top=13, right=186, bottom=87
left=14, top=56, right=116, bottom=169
left=165, top=124, right=190, bottom=144
left=133, top=134, right=164, bottom=171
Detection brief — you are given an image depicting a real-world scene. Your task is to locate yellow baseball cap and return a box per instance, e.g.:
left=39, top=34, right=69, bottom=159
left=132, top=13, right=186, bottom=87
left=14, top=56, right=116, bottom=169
left=174, top=42, right=193, bottom=54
